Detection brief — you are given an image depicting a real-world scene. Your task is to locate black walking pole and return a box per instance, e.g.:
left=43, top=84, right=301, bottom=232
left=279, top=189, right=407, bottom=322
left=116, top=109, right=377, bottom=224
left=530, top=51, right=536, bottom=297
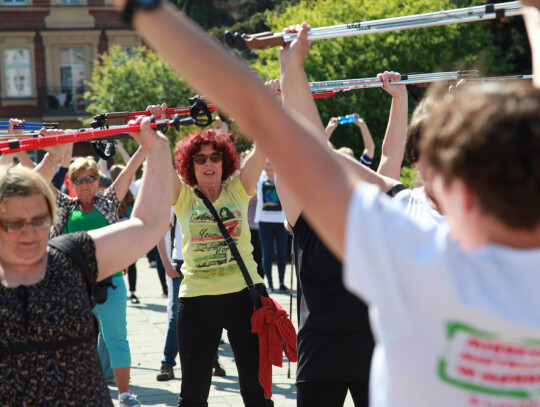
left=287, top=236, right=295, bottom=379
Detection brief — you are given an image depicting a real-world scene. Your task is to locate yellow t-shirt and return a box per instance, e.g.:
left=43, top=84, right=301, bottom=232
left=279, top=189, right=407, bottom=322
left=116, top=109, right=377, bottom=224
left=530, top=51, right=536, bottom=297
left=173, top=175, right=264, bottom=297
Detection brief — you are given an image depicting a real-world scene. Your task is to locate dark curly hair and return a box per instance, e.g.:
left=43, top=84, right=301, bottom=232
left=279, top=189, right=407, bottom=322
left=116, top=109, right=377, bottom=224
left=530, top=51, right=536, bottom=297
left=174, top=129, right=240, bottom=187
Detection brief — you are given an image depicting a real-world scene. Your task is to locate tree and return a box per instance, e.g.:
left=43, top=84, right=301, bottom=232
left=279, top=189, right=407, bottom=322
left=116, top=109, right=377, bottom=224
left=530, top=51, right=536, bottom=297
left=249, top=0, right=530, bottom=167
left=85, top=45, right=205, bottom=157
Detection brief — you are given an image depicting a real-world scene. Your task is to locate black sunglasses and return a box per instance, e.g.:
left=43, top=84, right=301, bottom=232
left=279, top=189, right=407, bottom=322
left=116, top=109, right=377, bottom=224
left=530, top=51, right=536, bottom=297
left=72, top=175, right=97, bottom=185
left=193, top=152, right=223, bottom=165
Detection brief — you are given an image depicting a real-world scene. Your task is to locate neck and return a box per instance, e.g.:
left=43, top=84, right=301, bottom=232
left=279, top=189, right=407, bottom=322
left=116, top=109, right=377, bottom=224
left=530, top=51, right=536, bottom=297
left=77, top=198, right=94, bottom=212
left=197, top=183, right=222, bottom=202
left=459, top=211, right=540, bottom=250
left=0, top=254, right=47, bottom=287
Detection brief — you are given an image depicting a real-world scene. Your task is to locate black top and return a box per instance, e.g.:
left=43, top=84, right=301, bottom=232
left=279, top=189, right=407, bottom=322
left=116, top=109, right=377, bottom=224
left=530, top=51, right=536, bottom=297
left=293, top=214, right=374, bottom=382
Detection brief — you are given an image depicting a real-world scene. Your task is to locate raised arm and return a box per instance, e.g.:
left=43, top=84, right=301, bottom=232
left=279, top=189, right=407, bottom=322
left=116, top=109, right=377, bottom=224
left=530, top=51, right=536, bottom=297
left=523, top=0, right=540, bottom=88
left=325, top=117, right=338, bottom=140
left=376, top=71, right=408, bottom=180
left=114, top=140, right=132, bottom=164
left=51, top=143, right=73, bottom=190
left=239, top=142, right=265, bottom=194
left=121, top=9, right=355, bottom=258
left=353, top=114, right=375, bottom=162
left=146, top=102, right=183, bottom=204
left=90, top=116, right=172, bottom=280
left=112, top=146, right=147, bottom=201
left=278, top=24, right=396, bottom=227
left=33, top=128, right=67, bottom=187
left=1, top=119, right=36, bottom=168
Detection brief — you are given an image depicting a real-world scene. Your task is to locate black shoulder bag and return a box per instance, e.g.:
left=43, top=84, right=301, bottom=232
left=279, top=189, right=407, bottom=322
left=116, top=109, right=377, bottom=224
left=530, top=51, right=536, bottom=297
left=194, top=189, right=265, bottom=309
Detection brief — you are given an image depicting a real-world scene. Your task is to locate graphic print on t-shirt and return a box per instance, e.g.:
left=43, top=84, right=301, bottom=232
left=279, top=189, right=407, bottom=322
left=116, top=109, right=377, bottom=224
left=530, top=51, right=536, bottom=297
left=188, top=204, right=242, bottom=276
left=262, top=180, right=282, bottom=212
left=439, top=321, right=540, bottom=405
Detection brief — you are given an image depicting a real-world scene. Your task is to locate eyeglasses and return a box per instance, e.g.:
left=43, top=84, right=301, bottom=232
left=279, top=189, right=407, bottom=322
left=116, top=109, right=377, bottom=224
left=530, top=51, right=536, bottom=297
left=0, top=216, right=52, bottom=233
left=72, top=175, right=97, bottom=185
left=193, top=152, right=223, bottom=165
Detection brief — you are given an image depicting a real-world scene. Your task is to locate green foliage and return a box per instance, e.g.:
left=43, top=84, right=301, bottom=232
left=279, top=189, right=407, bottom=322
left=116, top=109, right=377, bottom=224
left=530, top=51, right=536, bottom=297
left=85, top=45, right=205, bottom=158
left=250, top=0, right=526, bottom=168
left=399, top=166, right=419, bottom=189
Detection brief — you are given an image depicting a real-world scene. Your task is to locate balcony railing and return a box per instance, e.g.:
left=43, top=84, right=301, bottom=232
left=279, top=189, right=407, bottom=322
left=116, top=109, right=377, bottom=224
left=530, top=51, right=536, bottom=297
left=41, top=86, right=88, bottom=115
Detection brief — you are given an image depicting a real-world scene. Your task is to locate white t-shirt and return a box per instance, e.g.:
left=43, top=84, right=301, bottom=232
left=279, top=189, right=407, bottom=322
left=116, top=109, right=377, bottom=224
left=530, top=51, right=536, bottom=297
left=164, top=208, right=183, bottom=261
left=344, top=183, right=540, bottom=407
left=394, top=186, right=445, bottom=228
left=254, top=172, right=285, bottom=224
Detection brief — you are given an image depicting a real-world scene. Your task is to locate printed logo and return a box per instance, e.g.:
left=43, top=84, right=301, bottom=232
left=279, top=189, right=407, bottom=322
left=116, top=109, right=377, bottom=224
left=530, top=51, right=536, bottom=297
left=439, top=321, right=540, bottom=405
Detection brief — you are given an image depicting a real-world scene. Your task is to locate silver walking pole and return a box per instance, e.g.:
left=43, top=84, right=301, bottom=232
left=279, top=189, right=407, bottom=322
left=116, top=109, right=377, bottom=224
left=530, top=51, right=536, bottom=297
left=225, top=2, right=522, bottom=51
left=309, top=70, right=478, bottom=91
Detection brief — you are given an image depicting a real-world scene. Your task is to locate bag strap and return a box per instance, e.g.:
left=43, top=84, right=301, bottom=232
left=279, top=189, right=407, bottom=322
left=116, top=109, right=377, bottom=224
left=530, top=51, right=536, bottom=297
left=48, top=235, right=94, bottom=308
left=194, top=189, right=262, bottom=309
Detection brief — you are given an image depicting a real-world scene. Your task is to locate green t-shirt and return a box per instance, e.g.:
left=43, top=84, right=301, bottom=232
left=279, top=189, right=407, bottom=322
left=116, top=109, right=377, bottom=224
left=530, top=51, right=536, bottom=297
left=173, top=175, right=263, bottom=297
left=64, top=208, right=123, bottom=277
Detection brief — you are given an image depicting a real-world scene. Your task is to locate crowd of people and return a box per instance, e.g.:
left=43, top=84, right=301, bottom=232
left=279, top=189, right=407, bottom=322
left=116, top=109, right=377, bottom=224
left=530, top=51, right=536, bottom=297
left=1, top=1, right=540, bottom=407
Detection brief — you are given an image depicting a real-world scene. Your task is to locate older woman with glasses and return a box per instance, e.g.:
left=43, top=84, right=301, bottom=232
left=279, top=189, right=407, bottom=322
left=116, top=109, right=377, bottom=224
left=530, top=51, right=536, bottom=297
left=147, top=103, right=269, bottom=407
left=37, top=144, right=147, bottom=406
left=0, top=117, right=172, bottom=406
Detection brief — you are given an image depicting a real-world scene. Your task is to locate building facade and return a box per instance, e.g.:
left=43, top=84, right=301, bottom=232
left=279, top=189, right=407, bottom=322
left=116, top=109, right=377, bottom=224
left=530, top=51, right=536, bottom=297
left=0, top=0, right=140, bottom=128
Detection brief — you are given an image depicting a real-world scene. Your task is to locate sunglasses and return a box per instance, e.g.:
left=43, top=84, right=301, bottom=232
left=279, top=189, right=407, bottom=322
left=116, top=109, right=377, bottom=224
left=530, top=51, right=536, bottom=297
left=0, top=216, right=52, bottom=233
left=72, top=175, right=97, bottom=185
left=193, top=152, right=223, bottom=165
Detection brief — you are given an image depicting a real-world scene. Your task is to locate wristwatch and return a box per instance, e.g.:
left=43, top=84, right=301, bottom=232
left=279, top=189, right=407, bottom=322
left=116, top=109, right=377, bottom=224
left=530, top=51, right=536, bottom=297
left=122, top=0, right=162, bottom=26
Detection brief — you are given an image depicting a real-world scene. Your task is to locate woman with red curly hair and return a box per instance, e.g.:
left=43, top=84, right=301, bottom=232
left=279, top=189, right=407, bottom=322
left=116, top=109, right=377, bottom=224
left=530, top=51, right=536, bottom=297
left=147, top=104, right=269, bottom=407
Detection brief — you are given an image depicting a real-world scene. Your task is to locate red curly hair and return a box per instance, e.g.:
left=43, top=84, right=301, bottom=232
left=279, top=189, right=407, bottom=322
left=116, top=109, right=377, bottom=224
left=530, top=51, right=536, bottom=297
left=174, top=129, right=240, bottom=187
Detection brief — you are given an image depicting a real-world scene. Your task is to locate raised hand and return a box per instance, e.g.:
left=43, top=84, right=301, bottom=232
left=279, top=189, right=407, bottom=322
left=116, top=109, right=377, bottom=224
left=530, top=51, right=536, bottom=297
left=8, top=118, right=25, bottom=136
left=146, top=102, right=168, bottom=121
left=279, top=22, right=312, bottom=70
left=377, top=71, right=407, bottom=99
left=127, top=116, right=167, bottom=152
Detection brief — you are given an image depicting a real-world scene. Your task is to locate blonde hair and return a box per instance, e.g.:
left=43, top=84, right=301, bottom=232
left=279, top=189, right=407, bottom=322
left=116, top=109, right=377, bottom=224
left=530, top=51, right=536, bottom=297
left=0, top=165, right=56, bottom=220
left=68, top=156, right=99, bottom=182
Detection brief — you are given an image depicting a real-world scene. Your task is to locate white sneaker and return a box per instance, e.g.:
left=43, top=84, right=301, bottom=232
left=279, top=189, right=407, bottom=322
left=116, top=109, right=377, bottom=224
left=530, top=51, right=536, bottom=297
left=119, top=393, right=141, bottom=406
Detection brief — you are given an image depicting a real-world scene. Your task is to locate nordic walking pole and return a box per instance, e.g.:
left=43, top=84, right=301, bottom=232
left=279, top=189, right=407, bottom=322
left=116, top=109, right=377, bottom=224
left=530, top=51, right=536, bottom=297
left=0, top=121, right=58, bottom=130
left=225, top=1, right=522, bottom=51
left=90, top=95, right=216, bottom=128
left=0, top=115, right=197, bottom=155
left=287, top=235, right=295, bottom=380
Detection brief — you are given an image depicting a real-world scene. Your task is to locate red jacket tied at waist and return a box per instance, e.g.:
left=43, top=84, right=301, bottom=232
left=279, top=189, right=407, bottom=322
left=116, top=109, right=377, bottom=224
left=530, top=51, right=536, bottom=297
left=251, top=296, right=297, bottom=398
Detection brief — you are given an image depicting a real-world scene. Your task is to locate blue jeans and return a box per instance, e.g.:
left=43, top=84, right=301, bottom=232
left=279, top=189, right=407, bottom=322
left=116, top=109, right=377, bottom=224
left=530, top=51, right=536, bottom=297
left=258, top=221, right=289, bottom=288
left=162, top=260, right=184, bottom=366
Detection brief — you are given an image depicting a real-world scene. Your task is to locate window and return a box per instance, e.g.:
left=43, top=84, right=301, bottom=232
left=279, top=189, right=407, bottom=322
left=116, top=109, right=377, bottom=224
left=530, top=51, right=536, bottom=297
left=2, top=0, right=27, bottom=5
left=58, top=47, right=86, bottom=110
left=57, top=0, right=82, bottom=4
left=4, top=49, right=32, bottom=98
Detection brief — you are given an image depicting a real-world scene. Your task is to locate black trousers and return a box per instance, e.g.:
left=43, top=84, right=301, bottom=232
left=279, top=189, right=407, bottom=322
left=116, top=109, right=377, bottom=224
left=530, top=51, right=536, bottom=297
left=296, top=381, right=369, bottom=407
left=177, top=286, right=273, bottom=407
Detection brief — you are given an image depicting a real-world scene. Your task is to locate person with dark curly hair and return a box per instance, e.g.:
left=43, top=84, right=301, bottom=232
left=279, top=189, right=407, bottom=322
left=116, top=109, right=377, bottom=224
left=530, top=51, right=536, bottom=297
left=147, top=103, right=269, bottom=407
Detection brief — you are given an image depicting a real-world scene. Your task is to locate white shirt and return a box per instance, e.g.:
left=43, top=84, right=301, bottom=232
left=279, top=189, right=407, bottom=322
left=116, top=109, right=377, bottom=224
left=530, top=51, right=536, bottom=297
left=394, top=186, right=445, bottom=228
left=344, top=183, right=540, bottom=407
left=164, top=208, right=183, bottom=261
left=254, top=172, right=285, bottom=224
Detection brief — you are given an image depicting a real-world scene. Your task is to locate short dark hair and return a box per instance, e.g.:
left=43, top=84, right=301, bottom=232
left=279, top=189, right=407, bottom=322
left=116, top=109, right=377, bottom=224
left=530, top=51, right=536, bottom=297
left=421, top=82, right=540, bottom=229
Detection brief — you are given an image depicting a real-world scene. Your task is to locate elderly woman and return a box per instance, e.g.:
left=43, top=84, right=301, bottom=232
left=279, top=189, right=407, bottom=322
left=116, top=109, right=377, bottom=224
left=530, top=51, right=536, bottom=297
left=0, top=117, right=171, bottom=406
left=148, top=103, right=268, bottom=407
left=38, top=143, right=147, bottom=405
